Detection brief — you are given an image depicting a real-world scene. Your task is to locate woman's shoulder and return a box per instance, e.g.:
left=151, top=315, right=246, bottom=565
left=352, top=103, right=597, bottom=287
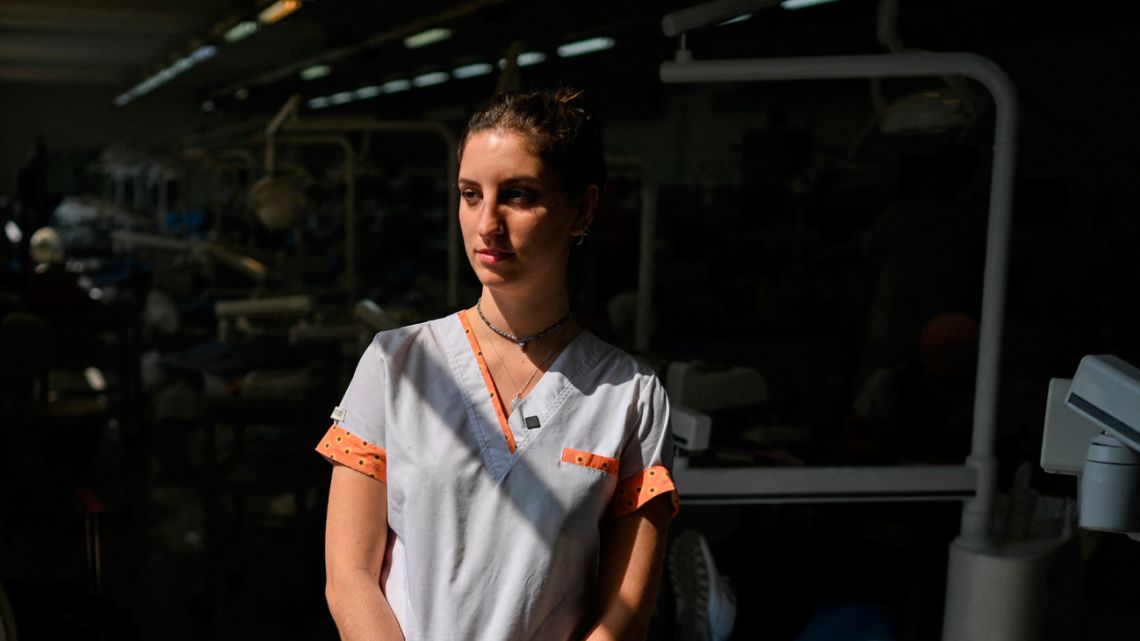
left=578, top=331, right=663, bottom=390
left=363, top=312, right=460, bottom=359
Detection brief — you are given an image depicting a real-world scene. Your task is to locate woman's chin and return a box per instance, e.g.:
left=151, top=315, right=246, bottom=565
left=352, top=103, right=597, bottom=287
left=477, top=276, right=520, bottom=293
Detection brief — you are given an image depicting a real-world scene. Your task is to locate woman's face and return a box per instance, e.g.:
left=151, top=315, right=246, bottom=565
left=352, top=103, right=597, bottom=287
left=458, top=129, right=591, bottom=298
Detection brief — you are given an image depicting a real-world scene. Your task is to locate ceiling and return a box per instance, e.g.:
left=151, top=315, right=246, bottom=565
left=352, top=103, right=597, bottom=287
left=0, top=0, right=232, bottom=85
left=0, top=1, right=699, bottom=99
left=1, top=0, right=1133, bottom=118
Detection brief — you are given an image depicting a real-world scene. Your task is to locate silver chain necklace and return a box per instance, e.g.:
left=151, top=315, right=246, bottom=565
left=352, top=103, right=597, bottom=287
left=482, top=321, right=564, bottom=415
left=476, top=298, right=573, bottom=351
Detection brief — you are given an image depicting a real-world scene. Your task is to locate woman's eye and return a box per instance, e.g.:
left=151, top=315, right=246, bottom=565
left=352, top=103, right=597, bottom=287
left=460, top=189, right=480, bottom=203
left=504, top=189, right=533, bottom=203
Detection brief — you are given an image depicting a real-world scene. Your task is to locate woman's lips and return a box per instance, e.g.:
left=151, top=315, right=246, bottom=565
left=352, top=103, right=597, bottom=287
left=476, top=248, right=515, bottom=264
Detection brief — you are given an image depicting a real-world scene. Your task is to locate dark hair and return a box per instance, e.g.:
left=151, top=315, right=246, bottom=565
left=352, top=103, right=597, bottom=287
left=458, top=88, right=607, bottom=195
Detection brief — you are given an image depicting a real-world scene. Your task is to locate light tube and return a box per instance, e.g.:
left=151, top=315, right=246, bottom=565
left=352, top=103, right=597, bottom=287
left=780, top=0, right=840, bottom=9
left=404, top=28, right=452, bottom=49
left=517, top=51, right=546, bottom=66
left=412, top=71, right=448, bottom=87
left=382, top=79, right=412, bottom=93
left=300, top=64, right=331, bottom=81
left=191, top=45, right=217, bottom=61
left=224, top=20, right=259, bottom=43
left=354, top=86, right=381, bottom=99
left=452, top=63, right=493, bottom=79
left=556, top=37, right=615, bottom=58
left=259, top=0, right=302, bottom=25
left=718, top=13, right=752, bottom=25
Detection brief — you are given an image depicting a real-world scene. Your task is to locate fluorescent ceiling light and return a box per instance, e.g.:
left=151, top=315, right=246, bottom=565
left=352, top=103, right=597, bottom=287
left=718, top=13, right=752, bottom=25
left=259, top=0, right=302, bottom=25
left=111, top=41, right=217, bottom=106
left=308, top=96, right=330, bottom=109
left=556, top=37, right=615, bottom=58
left=381, top=79, right=411, bottom=93
left=780, top=0, right=840, bottom=9
left=330, top=91, right=354, bottom=104
left=224, top=20, right=259, bottom=43
left=4, top=221, right=22, bottom=243
left=412, top=71, right=448, bottom=87
left=404, top=27, right=452, bottom=49
left=452, top=63, right=493, bottom=79
left=191, top=45, right=217, bottom=61
left=354, top=85, right=381, bottom=99
left=300, top=64, right=331, bottom=81
left=498, top=51, right=547, bottom=69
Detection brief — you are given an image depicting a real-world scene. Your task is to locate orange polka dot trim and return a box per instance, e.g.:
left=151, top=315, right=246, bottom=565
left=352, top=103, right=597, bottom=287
left=315, top=424, right=387, bottom=482
left=458, top=310, right=517, bottom=453
left=561, top=448, right=618, bottom=475
left=607, top=465, right=680, bottom=520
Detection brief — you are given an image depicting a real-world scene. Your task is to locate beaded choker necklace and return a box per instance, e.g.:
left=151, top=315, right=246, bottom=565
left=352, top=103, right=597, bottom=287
left=476, top=298, right=574, bottom=351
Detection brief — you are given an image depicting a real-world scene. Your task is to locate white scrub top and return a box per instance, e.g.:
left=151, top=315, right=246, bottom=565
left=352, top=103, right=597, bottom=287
left=315, top=311, right=678, bottom=641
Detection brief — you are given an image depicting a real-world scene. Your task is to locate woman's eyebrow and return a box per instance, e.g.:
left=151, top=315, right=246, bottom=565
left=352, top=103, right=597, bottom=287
left=457, top=174, right=542, bottom=187
left=500, top=175, right=541, bottom=186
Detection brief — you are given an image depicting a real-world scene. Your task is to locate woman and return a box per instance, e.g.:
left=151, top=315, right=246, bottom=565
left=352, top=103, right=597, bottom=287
left=318, top=89, right=678, bottom=641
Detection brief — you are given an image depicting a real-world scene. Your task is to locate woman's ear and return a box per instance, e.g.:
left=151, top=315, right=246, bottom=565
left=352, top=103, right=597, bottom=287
left=571, top=184, right=599, bottom=238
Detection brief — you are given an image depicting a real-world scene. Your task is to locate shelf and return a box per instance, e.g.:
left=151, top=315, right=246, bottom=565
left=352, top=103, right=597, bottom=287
left=673, top=460, right=976, bottom=504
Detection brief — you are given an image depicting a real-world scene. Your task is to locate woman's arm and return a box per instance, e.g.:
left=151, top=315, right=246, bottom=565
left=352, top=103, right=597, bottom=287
left=324, top=464, right=404, bottom=641
left=583, top=495, right=673, bottom=641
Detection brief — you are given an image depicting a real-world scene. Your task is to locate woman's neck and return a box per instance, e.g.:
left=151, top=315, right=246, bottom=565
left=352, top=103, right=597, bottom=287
left=478, top=287, right=573, bottom=339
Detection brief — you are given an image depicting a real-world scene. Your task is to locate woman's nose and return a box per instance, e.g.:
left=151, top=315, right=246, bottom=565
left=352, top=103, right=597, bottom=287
left=475, top=197, right=504, bottom=237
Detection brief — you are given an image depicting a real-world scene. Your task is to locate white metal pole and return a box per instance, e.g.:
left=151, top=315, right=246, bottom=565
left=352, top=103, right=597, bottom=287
left=660, top=51, right=1019, bottom=545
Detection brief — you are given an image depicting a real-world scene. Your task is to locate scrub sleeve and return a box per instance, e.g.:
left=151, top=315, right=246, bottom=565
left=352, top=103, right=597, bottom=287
left=607, top=374, right=680, bottom=519
left=315, top=336, right=387, bottom=482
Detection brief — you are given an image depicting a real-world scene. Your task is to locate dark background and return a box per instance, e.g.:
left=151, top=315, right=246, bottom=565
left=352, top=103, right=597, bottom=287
left=2, top=1, right=1138, bottom=639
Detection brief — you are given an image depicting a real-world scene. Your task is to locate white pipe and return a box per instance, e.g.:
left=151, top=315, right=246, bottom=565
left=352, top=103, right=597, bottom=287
left=660, top=51, right=1019, bottom=546
left=265, top=94, right=300, bottom=175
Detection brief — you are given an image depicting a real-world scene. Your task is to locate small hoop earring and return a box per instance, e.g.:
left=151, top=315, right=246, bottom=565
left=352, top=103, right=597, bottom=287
left=576, top=225, right=590, bottom=246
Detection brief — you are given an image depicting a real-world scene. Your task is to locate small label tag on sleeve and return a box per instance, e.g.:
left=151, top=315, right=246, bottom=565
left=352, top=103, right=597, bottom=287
left=331, top=406, right=347, bottom=422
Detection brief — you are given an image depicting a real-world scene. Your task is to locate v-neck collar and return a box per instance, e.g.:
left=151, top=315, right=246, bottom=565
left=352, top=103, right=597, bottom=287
left=450, top=311, right=591, bottom=477
left=457, top=310, right=518, bottom=452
